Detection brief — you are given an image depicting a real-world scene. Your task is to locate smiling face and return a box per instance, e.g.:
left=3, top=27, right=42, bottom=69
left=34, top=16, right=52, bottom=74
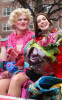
left=15, top=13, right=29, bottom=34
left=37, top=15, right=50, bottom=31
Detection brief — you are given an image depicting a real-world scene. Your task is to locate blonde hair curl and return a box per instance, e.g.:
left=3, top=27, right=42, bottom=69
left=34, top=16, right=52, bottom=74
left=8, top=8, right=32, bottom=30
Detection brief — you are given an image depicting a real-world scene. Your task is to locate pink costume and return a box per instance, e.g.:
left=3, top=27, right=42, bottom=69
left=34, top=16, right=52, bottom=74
left=0, top=29, right=35, bottom=79
left=0, top=29, right=35, bottom=55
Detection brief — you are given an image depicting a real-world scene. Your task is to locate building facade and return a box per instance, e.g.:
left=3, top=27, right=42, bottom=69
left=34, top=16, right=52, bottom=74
left=0, top=0, right=62, bottom=38
left=0, top=0, right=15, bottom=38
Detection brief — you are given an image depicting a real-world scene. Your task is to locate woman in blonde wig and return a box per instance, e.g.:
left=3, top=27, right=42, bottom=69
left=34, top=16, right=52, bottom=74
left=0, top=8, right=34, bottom=97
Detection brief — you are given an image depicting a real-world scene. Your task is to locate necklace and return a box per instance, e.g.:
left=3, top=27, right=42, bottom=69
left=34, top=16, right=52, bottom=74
left=16, top=29, right=30, bottom=39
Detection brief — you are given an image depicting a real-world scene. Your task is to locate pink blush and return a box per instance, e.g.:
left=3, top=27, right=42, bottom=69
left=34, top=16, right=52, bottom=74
left=16, top=22, right=20, bottom=25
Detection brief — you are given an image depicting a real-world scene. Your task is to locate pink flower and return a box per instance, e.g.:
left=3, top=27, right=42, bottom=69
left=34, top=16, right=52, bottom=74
left=48, top=37, right=54, bottom=44
left=41, top=37, right=48, bottom=47
left=37, top=31, right=62, bottom=48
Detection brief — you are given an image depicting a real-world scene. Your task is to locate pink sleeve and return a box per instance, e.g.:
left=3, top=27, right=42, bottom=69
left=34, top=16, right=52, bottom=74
left=0, top=37, right=8, bottom=47
left=0, top=32, right=16, bottom=48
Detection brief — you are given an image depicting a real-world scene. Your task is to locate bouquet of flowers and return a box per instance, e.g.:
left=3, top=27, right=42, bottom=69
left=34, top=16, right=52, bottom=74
left=36, top=29, right=62, bottom=55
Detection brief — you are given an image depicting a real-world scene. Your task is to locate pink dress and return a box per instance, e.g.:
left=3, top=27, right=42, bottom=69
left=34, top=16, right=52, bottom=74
left=0, top=29, right=35, bottom=79
left=0, top=29, right=35, bottom=54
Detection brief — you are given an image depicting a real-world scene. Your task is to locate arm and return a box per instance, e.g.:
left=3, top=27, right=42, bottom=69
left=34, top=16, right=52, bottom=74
left=1, top=46, right=7, bottom=61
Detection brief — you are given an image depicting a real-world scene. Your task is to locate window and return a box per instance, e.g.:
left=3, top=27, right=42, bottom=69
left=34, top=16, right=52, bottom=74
left=43, top=5, right=51, bottom=13
left=3, top=0, right=14, bottom=2
left=3, top=23, right=11, bottom=31
left=29, top=4, right=33, bottom=10
left=29, top=22, right=34, bottom=30
left=3, top=8, right=14, bottom=16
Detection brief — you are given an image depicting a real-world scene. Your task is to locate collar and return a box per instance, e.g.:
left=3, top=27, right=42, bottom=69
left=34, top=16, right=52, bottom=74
left=16, top=29, right=30, bottom=39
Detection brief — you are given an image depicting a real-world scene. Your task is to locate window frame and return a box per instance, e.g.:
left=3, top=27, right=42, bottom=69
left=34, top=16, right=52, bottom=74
left=3, top=23, right=11, bottom=31
left=2, top=7, right=14, bottom=17
left=29, top=21, right=34, bottom=30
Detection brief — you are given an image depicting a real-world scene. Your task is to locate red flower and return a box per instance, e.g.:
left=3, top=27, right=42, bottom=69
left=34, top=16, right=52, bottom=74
left=51, top=29, right=57, bottom=33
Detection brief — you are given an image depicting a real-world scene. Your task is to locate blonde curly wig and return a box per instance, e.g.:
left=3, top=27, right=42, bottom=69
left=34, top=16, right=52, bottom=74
left=8, top=8, right=33, bottom=30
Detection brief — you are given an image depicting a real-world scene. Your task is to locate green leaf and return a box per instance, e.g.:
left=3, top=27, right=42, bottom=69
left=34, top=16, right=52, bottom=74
left=57, top=38, right=62, bottom=43
left=30, top=39, right=35, bottom=46
left=47, top=49, right=54, bottom=55
left=54, top=46, right=61, bottom=54
left=47, top=46, right=60, bottom=55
